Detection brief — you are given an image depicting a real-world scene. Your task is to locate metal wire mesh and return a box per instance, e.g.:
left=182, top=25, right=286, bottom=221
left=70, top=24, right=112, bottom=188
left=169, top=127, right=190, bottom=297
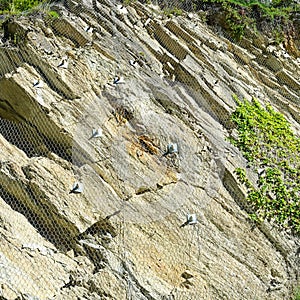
left=0, top=0, right=299, bottom=299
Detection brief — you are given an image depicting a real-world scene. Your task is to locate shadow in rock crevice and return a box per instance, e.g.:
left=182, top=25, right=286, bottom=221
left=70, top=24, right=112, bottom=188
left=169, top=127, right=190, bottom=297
left=0, top=185, right=78, bottom=251
left=0, top=118, right=72, bottom=162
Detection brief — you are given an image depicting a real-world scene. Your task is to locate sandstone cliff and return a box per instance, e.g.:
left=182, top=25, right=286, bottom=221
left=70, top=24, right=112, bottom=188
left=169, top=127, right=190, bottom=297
left=0, top=0, right=299, bottom=299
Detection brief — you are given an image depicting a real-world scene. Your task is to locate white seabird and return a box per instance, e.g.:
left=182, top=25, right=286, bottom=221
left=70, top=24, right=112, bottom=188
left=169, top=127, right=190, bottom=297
left=70, top=182, right=84, bottom=194
left=257, top=168, right=265, bottom=176
left=57, top=58, right=69, bottom=69
left=117, top=4, right=128, bottom=14
left=91, top=128, right=103, bottom=138
left=187, top=213, right=197, bottom=225
left=129, top=59, right=139, bottom=67
left=167, top=143, right=178, bottom=154
left=144, top=18, right=151, bottom=27
left=33, top=79, right=44, bottom=88
left=113, top=76, right=125, bottom=84
left=84, top=25, right=93, bottom=33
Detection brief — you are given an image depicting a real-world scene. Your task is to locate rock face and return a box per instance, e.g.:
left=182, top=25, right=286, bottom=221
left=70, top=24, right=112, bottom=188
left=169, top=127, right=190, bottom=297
left=0, top=1, right=299, bottom=299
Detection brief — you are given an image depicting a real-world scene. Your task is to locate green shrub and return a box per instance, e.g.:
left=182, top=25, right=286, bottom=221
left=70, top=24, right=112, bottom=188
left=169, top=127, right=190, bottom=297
left=294, top=287, right=300, bottom=300
left=0, top=0, right=44, bottom=13
left=194, top=0, right=299, bottom=41
left=163, top=7, right=183, bottom=17
left=47, top=9, right=59, bottom=18
left=229, top=96, right=300, bottom=233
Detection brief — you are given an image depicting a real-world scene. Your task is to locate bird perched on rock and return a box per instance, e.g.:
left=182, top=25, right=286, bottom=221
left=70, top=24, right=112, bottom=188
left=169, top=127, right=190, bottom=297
left=90, top=128, right=103, bottom=139
left=144, top=18, right=151, bottom=27
left=84, top=25, right=93, bottom=33
left=69, top=182, right=83, bottom=194
left=57, top=58, right=69, bottom=69
left=257, top=168, right=265, bottom=176
left=180, top=214, right=197, bottom=228
left=33, top=79, right=44, bottom=88
left=113, top=76, right=125, bottom=84
left=117, top=4, right=128, bottom=14
left=163, top=143, right=178, bottom=156
left=129, top=59, right=139, bottom=67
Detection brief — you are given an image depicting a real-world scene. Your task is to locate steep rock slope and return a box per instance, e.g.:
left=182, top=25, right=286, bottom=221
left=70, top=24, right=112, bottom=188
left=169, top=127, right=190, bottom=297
left=0, top=0, right=299, bottom=299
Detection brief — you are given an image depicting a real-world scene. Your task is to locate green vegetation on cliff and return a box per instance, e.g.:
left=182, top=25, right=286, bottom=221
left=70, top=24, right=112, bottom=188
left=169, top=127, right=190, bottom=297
left=229, top=96, right=300, bottom=233
left=154, top=0, right=300, bottom=51
left=295, top=288, right=300, bottom=300
left=1, top=0, right=300, bottom=49
left=199, top=0, right=300, bottom=40
left=0, top=0, right=44, bottom=13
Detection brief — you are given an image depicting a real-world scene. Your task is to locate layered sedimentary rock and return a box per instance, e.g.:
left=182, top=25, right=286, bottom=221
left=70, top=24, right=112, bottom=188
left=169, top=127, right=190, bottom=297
left=0, top=1, right=299, bottom=299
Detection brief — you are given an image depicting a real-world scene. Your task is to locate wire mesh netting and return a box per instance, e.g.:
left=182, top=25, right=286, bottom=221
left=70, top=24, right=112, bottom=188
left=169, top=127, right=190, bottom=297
left=0, top=0, right=299, bottom=299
